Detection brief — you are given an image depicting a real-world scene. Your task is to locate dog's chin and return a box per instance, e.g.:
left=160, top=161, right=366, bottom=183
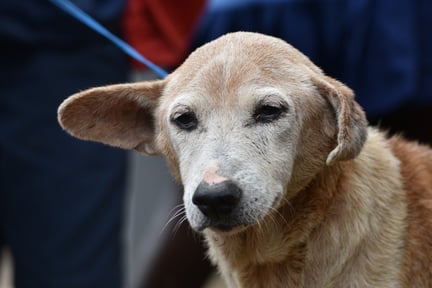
left=207, top=224, right=249, bottom=236
left=194, top=220, right=251, bottom=236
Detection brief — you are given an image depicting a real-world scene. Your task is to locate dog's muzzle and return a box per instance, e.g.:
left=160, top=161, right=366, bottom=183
left=192, top=180, right=242, bottom=231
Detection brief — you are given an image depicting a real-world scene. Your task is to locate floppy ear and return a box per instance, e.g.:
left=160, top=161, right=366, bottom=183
left=312, top=76, right=368, bottom=165
left=57, top=80, right=165, bottom=155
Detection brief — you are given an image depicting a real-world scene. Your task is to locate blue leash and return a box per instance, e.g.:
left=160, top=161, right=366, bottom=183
left=49, top=0, right=169, bottom=79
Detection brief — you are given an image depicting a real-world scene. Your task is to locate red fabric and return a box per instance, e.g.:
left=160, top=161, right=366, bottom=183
left=123, top=0, right=206, bottom=69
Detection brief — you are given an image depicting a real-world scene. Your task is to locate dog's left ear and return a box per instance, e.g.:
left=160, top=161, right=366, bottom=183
left=58, top=80, right=165, bottom=155
left=312, top=76, right=368, bottom=165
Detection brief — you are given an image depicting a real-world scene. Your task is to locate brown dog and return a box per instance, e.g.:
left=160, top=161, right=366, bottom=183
left=58, top=32, right=432, bottom=287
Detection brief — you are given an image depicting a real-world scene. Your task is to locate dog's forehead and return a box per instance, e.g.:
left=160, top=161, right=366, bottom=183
left=183, top=32, right=320, bottom=72
left=163, top=33, right=321, bottom=108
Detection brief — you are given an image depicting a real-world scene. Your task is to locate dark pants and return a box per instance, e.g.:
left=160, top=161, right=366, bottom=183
left=0, top=43, right=128, bottom=288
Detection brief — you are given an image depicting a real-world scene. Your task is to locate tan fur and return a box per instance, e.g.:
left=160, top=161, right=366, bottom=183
left=205, top=129, right=407, bottom=288
left=388, top=137, right=432, bottom=287
left=57, top=32, right=432, bottom=287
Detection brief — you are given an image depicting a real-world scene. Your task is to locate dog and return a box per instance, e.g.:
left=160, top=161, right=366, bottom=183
left=58, top=32, right=432, bottom=287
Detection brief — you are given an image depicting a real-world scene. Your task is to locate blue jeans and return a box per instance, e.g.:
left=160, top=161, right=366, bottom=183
left=0, top=42, right=128, bottom=288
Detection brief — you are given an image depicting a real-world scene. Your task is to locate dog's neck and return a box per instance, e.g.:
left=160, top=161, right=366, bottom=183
left=204, top=162, right=346, bottom=287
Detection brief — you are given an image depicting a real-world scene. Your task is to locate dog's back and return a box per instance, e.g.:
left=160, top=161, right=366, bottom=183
left=389, top=136, right=432, bottom=287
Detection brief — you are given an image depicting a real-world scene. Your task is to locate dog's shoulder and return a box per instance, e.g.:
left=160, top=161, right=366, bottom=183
left=309, top=129, right=432, bottom=287
left=345, top=128, right=403, bottom=189
left=387, top=133, right=432, bottom=219
left=388, top=133, right=432, bottom=190
left=387, top=134, right=432, bottom=287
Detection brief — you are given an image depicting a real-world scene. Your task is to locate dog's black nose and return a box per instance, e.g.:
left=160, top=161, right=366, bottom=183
left=192, top=180, right=242, bottom=219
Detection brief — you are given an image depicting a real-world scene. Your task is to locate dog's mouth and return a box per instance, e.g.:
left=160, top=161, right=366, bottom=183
left=211, top=224, right=235, bottom=232
left=196, top=221, right=238, bottom=232
left=195, top=217, right=252, bottom=234
left=189, top=181, right=278, bottom=234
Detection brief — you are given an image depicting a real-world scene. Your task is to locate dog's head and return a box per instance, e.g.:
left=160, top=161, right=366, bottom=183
left=58, top=32, right=367, bottom=233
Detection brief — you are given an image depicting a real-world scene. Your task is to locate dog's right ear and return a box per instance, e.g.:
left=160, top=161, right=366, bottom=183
left=312, top=76, right=368, bottom=165
left=58, top=80, right=165, bottom=155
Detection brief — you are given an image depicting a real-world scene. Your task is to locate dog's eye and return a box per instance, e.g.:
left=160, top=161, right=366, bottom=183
left=254, top=105, right=285, bottom=123
left=173, top=112, right=198, bottom=130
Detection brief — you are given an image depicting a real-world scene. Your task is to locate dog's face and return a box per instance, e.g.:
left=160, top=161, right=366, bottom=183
left=58, top=32, right=367, bottom=233
left=164, top=74, right=300, bottom=231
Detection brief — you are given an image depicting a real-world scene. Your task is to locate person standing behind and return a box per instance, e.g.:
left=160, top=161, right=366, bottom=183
left=0, top=1, right=129, bottom=287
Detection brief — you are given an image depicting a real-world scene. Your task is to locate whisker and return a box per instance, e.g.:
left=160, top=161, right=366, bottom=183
left=159, top=205, right=186, bottom=235
left=253, top=211, right=264, bottom=238
left=267, top=212, right=278, bottom=229
left=172, top=215, right=188, bottom=238
left=279, top=197, right=295, bottom=219
left=269, top=206, right=290, bottom=227
left=166, top=203, right=185, bottom=217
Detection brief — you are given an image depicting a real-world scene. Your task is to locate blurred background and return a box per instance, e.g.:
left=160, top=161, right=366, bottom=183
left=1, top=0, right=431, bottom=287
